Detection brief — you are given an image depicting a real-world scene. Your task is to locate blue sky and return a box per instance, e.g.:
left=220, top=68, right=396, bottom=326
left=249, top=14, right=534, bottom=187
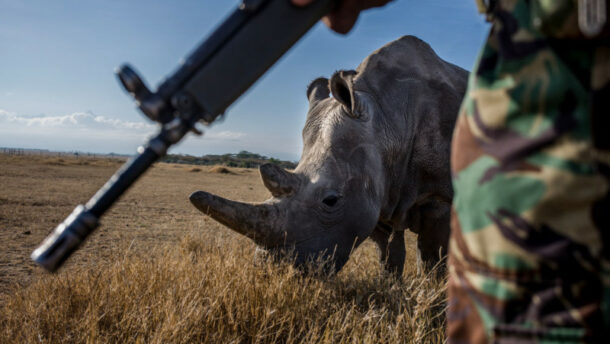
left=0, top=0, right=489, bottom=161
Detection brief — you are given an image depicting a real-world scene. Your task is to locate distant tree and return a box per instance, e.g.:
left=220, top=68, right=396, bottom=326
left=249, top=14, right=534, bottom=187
left=159, top=152, right=296, bottom=169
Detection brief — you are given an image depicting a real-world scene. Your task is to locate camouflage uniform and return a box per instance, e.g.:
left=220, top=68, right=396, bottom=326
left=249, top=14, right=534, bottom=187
left=447, top=0, right=610, bottom=342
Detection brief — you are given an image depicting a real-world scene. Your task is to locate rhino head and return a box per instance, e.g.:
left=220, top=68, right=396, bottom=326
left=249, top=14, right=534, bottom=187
left=190, top=36, right=467, bottom=274
left=190, top=72, right=384, bottom=272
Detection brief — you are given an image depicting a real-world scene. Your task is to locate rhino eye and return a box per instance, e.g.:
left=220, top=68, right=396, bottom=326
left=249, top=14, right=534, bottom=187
left=322, top=195, right=339, bottom=207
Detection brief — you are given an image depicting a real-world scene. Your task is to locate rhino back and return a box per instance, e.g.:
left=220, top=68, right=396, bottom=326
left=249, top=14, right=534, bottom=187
left=354, top=35, right=468, bottom=228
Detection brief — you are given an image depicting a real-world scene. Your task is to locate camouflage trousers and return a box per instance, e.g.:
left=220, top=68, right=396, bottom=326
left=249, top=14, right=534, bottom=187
left=447, top=0, right=610, bottom=342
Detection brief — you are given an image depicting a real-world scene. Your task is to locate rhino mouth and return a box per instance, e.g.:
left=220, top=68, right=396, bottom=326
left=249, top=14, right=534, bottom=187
left=256, top=245, right=348, bottom=274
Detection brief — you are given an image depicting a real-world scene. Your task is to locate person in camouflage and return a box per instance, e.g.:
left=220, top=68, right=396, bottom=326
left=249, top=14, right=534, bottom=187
left=294, top=0, right=609, bottom=342
left=448, top=0, right=609, bottom=342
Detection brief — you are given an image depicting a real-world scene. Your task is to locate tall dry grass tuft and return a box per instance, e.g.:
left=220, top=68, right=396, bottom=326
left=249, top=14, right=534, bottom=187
left=0, top=233, right=446, bottom=343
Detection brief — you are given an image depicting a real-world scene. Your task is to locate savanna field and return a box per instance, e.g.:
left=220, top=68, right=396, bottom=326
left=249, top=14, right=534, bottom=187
left=0, top=154, right=446, bottom=343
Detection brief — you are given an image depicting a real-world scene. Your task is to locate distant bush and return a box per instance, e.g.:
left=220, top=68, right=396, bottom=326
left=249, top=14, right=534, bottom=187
left=208, top=166, right=233, bottom=174
left=160, top=151, right=297, bottom=170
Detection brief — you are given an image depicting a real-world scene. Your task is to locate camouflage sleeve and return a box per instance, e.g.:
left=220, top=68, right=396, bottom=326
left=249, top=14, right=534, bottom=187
left=447, top=0, right=610, bottom=342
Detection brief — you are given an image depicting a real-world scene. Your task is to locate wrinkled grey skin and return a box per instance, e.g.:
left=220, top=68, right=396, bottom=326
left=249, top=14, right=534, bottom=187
left=190, top=36, right=468, bottom=274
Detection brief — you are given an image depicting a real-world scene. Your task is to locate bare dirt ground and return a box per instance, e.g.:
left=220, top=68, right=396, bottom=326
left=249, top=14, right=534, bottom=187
left=0, top=154, right=444, bottom=343
left=0, top=154, right=266, bottom=295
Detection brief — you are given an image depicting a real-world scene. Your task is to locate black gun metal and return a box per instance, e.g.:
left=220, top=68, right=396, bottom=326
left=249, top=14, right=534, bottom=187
left=32, top=0, right=335, bottom=272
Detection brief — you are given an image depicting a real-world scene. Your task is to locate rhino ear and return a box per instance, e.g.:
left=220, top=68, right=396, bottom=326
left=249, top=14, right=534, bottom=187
left=330, top=70, right=359, bottom=118
left=260, top=163, right=299, bottom=197
left=306, top=77, right=330, bottom=105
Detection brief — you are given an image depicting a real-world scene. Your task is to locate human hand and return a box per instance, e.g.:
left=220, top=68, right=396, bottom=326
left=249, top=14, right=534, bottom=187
left=292, top=0, right=393, bottom=34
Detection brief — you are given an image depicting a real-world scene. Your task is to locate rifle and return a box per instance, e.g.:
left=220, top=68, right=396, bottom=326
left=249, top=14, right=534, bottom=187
left=31, top=0, right=335, bottom=272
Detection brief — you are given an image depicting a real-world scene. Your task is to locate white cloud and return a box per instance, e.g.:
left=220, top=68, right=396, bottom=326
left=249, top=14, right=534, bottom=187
left=206, top=130, right=246, bottom=140
left=0, top=109, right=154, bottom=131
left=0, top=109, right=250, bottom=155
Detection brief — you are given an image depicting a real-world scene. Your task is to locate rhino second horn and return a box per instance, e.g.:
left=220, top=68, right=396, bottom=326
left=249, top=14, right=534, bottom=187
left=189, top=191, right=278, bottom=244
left=259, top=164, right=298, bottom=197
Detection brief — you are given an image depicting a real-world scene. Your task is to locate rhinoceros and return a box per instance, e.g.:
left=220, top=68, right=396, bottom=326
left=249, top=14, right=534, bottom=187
left=190, top=36, right=468, bottom=274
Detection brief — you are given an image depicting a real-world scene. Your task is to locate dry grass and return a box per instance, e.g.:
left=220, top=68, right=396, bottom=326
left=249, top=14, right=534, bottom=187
left=0, top=154, right=446, bottom=343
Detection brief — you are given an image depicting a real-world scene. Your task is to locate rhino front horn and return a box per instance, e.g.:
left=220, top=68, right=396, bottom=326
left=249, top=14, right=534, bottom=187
left=189, top=191, right=280, bottom=245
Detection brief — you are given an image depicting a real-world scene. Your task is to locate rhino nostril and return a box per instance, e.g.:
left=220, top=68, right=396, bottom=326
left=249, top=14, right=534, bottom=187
left=322, top=195, right=339, bottom=207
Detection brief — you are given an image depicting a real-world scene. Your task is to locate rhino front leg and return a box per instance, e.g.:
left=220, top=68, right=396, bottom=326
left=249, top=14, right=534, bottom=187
left=370, top=223, right=405, bottom=276
left=414, top=200, right=450, bottom=274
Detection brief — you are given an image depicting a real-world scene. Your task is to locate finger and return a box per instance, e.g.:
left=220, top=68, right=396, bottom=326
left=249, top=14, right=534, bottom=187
left=326, top=14, right=359, bottom=34
left=291, top=0, right=314, bottom=6
left=326, top=4, right=361, bottom=34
